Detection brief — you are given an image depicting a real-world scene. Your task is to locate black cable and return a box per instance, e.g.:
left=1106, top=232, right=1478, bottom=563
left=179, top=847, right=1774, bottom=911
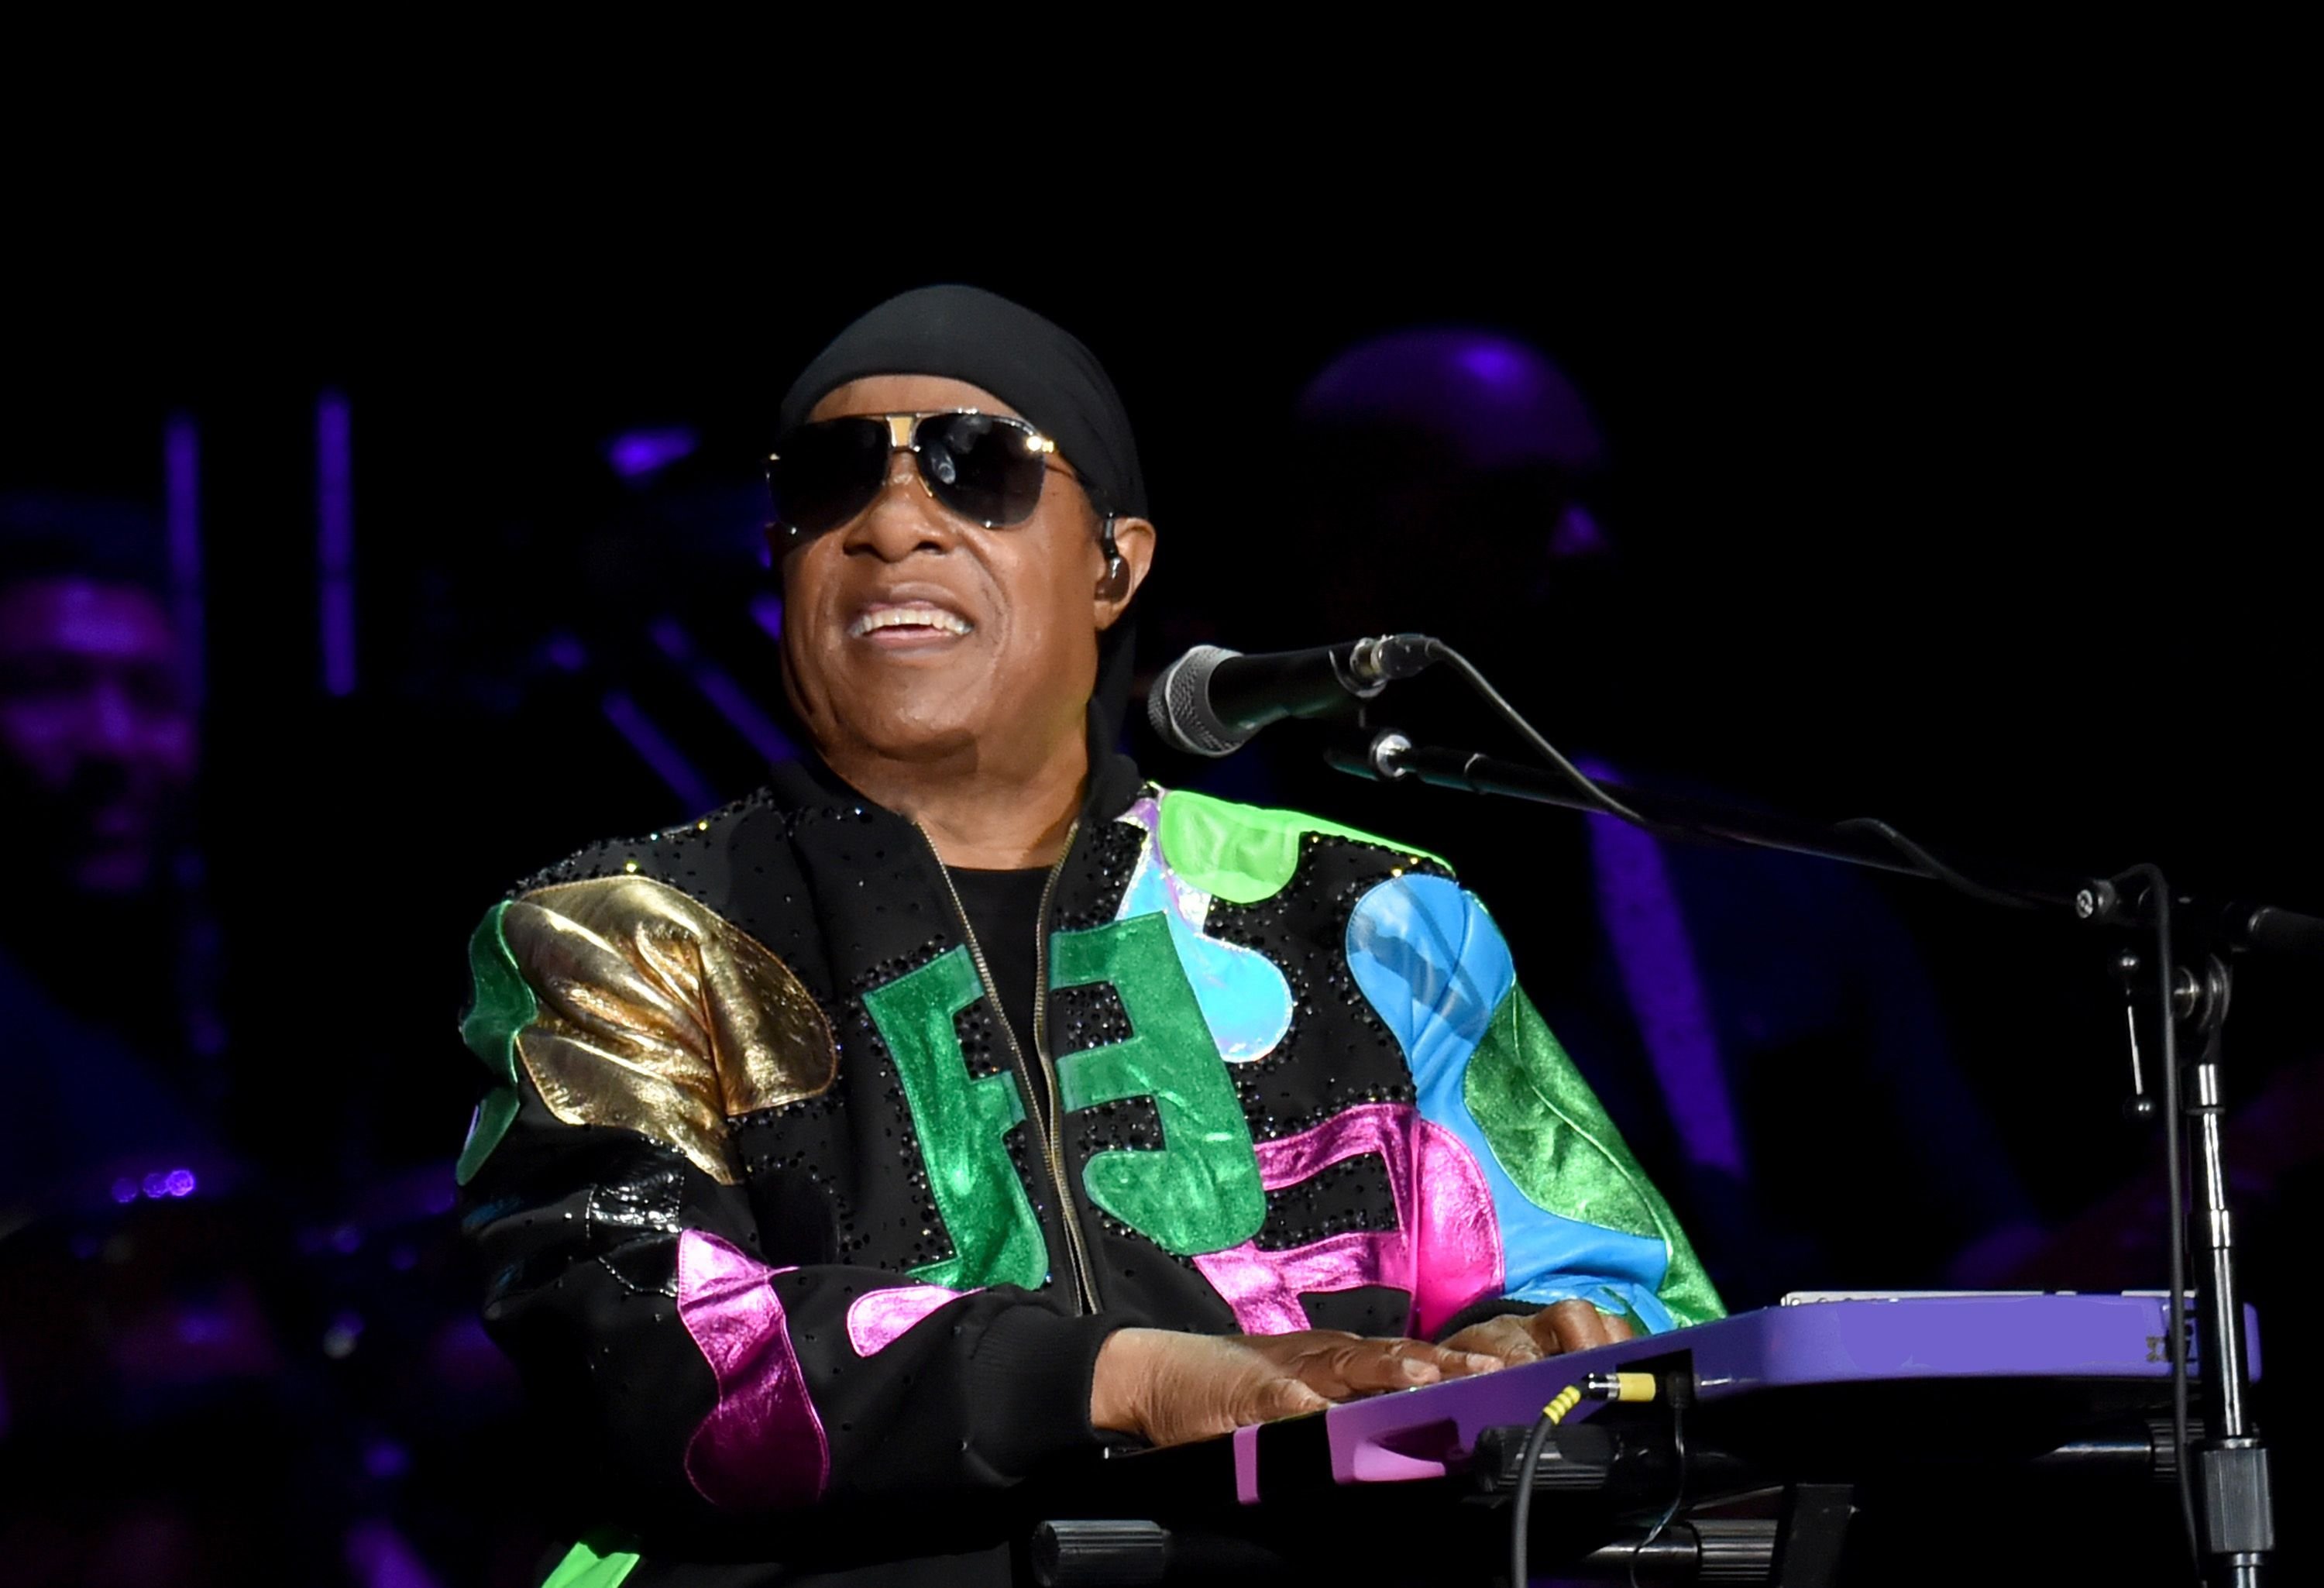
left=1509, top=1409, right=1557, bottom=1588
left=1628, top=1398, right=1686, bottom=1588
left=2119, top=864, right=2202, bottom=1581
left=1428, top=644, right=2041, bottom=916
left=1834, top=816, right=2037, bottom=911
left=1425, top=640, right=1651, bottom=827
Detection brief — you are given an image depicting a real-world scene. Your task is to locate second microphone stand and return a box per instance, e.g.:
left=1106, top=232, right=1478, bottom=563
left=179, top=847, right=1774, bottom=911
left=1327, top=730, right=2288, bottom=1586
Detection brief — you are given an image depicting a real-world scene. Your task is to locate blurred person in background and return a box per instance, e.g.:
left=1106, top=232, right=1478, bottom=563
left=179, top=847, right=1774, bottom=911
left=0, top=493, right=325, bottom=1583
left=0, top=494, right=536, bottom=1587
left=1164, top=331, right=2043, bottom=1307
left=0, top=494, right=225, bottom=1230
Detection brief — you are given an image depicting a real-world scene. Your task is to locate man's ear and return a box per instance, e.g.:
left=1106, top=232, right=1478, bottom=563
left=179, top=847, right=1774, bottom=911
left=1095, top=515, right=1156, bottom=628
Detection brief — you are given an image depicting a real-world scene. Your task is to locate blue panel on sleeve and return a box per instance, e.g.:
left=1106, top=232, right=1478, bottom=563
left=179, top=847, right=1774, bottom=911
left=1346, top=875, right=1673, bottom=1328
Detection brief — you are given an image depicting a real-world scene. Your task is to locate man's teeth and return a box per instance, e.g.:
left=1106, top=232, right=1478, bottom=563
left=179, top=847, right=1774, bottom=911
left=852, top=605, right=971, bottom=637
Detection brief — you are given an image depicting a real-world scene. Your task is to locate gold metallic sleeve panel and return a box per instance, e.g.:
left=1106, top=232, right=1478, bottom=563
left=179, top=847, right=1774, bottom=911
left=498, top=876, right=839, bottom=1184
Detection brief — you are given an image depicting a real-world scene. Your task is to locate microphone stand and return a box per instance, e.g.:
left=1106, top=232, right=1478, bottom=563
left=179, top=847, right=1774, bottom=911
left=1329, top=730, right=2292, bottom=1586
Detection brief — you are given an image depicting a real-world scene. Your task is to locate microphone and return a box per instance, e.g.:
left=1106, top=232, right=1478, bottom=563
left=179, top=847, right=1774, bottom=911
left=1147, top=634, right=1440, bottom=757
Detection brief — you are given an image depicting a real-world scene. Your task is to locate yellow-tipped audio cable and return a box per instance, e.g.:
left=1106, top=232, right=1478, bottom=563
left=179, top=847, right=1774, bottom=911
left=1515, top=1371, right=1666, bottom=1583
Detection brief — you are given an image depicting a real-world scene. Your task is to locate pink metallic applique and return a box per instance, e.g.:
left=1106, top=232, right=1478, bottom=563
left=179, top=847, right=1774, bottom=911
left=1194, top=1232, right=1395, bottom=1335
left=1408, top=1115, right=1508, bottom=1332
left=846, top=1283, right=980, bottom=1357
left=674, top=1230, right=830, bottom=1510
left=1190, top=1102, right=1503, bottom=1337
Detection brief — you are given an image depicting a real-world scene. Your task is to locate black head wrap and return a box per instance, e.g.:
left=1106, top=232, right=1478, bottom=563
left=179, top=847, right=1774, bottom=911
left=775, top=284, right=1150, bottom=756
left=778, top=284, right=1148, bottom=521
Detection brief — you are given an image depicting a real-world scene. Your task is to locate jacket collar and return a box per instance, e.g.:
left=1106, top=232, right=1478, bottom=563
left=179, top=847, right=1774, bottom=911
left=763, top=744, right=1147, bottom=837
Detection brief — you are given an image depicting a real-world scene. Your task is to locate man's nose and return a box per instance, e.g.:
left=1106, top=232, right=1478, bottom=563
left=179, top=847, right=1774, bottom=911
left=841, top=448, right=956, bottom=559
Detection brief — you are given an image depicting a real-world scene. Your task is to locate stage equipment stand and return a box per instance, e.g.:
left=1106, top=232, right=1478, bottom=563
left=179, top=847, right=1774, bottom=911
left=1328, top=732, right=2294, bottom=1586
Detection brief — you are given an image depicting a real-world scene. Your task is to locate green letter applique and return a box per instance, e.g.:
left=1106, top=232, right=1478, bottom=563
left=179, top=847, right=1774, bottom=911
left=1050, top=913, right=1266, bottom=1255
left=863, top=947, right=1048, bottom=1291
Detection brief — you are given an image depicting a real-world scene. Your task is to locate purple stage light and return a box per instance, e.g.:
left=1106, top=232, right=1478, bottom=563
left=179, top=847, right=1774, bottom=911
left=317, top=391, right=357, bottom=696
left=363, top=1438, right=412, bottom=1480
left=164, top=1167, right=197, bottom=1197
left=112, top=1177, right=139, bottom=1205
left=1548, top=504, right=1609, bottom=559
left=649, top=617, right=796, bottom=765
left=545, top=633, right=587, bottom=673
left=1456, top=342, right=1530, bottom=389
left=332, top=1223, right=363, bottom=1254
left=142, top=1171, right=170, bottom=1198
left=177, top=1308, right=230, bottom=1346
left=601, top=689, right=717, bottom=813
left=1298, top=329, right=1607, bottom=476
left=607, top=426, right=700, bottom=481
left=163, top=414, right=205, bottom=710
left=751, top=593, right=783, bottom=642
left=345, top=1518, right=449, bottom=1588
left=1580, top=758, right=1746, bottom=1178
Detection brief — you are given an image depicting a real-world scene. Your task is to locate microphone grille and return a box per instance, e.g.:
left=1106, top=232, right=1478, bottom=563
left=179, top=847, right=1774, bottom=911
left=1148, top=645, right=1243, bottom=756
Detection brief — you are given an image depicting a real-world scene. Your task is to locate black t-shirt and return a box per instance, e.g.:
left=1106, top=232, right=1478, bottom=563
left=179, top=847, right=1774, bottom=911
left=944, top=864, right=1050, bottom=1091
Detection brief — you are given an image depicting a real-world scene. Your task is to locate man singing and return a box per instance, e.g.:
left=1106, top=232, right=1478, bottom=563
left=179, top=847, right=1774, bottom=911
left=458, top=287, right=1721, bottom=1586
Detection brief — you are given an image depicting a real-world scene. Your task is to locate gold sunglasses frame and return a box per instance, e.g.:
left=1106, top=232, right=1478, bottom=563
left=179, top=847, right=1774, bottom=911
left=767, top=409, right=1085, bottom=540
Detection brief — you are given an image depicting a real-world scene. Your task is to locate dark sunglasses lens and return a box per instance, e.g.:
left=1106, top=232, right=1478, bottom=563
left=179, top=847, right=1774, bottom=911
left=918, top=414, right=1049, bottom=526
left=769, top=418, right=888, bottom=536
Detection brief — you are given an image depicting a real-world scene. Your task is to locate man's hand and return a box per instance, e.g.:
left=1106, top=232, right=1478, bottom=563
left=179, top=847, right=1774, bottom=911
left=1090, top=1328, right=1502, bottom=1449
left=1439, top=1299, right=1635, bottom=1366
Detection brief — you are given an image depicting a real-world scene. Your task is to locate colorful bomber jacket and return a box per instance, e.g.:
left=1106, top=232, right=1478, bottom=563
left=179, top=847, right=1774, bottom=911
left=457, top=752, right=1721, bottom=1578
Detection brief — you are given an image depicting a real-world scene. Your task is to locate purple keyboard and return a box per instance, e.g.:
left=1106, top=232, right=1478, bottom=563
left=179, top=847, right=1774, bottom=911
left=1236, top=1293, right=2260, bottom=1500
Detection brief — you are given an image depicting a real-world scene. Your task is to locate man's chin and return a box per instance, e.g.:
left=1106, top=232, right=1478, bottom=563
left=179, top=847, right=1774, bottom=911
left=821, top=686, right=992, bottom=761
left=855, top=720, right=985, bottom=765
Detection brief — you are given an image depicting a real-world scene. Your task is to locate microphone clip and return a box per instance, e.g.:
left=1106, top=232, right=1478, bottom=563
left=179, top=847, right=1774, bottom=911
left=1345, top=634, right=1440, bottom=689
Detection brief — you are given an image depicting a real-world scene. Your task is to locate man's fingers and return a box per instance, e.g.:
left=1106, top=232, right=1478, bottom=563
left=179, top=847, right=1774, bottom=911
left=1447, top=1304, right=1636, bottom=1363
left=1250, top=1376, right=1332, bottom=1422
left=1533, top=1299, right=1635, bottom=1354
left=1277, top=1341, right=1375, bottom=1399
left=1123, top=1310, right=1642, bottom=1448
left=1442, top=1313, right=1545, bottom=1366
left=1392, top=1336, right=1507, bottom=1381
left=1326, top=1338, right=1442, bottom=1394
left=1291, top=1335, right=1511, bottom=1397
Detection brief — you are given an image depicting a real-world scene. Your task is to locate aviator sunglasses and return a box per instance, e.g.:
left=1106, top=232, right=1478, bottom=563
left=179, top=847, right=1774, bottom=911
left=767, top=410, right=1093, bottom=542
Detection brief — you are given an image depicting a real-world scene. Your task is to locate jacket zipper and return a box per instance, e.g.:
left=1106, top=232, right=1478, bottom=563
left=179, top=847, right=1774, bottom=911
left=919, top=820, right=1100, bottom=1315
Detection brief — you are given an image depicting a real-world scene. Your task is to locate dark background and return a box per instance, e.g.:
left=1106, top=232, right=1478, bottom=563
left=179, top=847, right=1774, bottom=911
left=3, top=115, right=2310, bottom=1581
left=12, top=146, right=2308, bottom=1175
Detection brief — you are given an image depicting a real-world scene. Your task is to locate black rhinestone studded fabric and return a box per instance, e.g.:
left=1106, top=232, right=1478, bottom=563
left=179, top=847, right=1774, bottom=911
left=1254, top=1150, right=1398, bottom=1249
left=1204, top=830, right=1443, bottom=1141
left=1050, top=981, right=1133, bottom=1058
left=951, top=1002, right=1013, bottom=1082
left=1053, top=814, right=1146, bottom=930
left=584, top=1157, right=688, bottom=1295
left=1299, top=1285, right=1416, bottom=1338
